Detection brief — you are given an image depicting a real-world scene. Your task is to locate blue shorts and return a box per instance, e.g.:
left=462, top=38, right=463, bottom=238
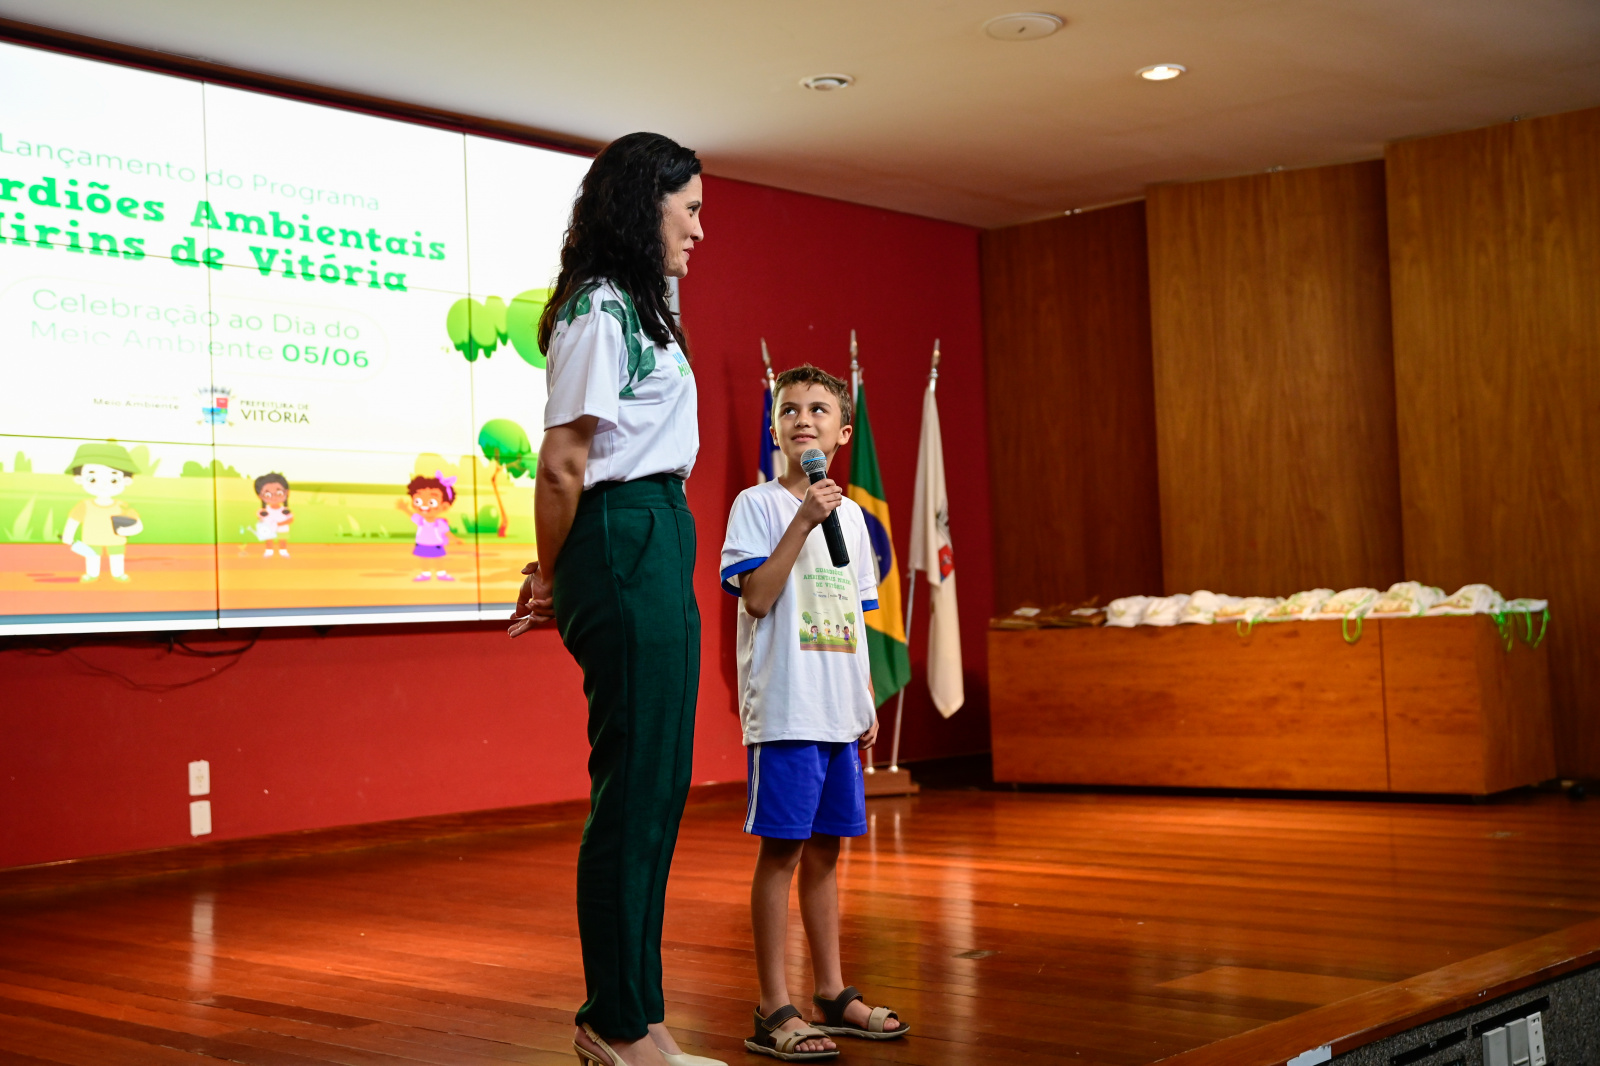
left=744, top=740, right=867, bottom=840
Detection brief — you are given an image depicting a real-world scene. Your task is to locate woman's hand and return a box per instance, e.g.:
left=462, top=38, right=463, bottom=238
left=798, top=477, right=843, bottom=530
left=508, top=560, right=553, bottom=637
left=858, top=717, right=880, bottom=750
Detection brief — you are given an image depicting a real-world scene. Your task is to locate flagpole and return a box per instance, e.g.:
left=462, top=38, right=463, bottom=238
left=847, top=331, right=879, bottom=775
left=760, top=337, right=777, bottom=393
left=850, top=329, right=860, bottom=401
left=887, top=338, right=940, bottom=772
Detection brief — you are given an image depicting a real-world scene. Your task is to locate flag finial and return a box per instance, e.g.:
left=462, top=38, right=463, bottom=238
left=929, top=339, right=941, bottom=389
left=849, top=329, right=859, bottom=379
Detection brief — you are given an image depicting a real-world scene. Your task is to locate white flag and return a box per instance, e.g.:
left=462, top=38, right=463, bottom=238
left=909, top=377, right=963, bottom=716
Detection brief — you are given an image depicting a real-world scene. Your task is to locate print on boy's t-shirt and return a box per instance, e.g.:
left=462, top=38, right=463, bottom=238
left=797, top=562, right=858, bottom=653
left=719, top=478, right=880, bottom=745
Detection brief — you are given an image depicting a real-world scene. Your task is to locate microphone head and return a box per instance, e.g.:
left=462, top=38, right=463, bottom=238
left=800, top=449, right=828, bottom=476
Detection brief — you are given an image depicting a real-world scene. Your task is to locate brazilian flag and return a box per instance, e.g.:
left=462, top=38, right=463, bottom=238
left=848, top=381, right=912, bottom=705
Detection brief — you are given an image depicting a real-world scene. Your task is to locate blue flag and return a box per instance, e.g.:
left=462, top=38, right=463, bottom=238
left=758, top=383, right=782, bottom=484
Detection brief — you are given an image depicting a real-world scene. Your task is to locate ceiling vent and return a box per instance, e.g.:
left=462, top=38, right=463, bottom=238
left=982, top=13, right=1064, bottom=40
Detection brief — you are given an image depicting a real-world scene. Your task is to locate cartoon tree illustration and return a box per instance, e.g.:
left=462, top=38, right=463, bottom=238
left=447, top=288, right=555, bottom=536
left=505, top=288, right=552, bottom=368
left=446, top=296, right=508, bottom=361
left=446, top=288, right=553, bottom=366
left=477, top=418, right=535, bottom=537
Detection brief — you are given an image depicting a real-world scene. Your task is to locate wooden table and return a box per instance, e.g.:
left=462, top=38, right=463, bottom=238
left=989, top=614, right=1555, bottom=794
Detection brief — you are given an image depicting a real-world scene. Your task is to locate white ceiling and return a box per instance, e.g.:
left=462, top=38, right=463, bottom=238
left=4, top=0, right=1598, bottom=228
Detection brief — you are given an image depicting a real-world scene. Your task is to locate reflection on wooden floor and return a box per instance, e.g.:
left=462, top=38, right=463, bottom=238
left=2, top=789, right=1599, bottom=1064
left=1159, top=966, right=1387, bottom=1005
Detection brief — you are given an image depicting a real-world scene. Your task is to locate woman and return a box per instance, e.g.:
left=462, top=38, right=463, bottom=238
left=509, top=133, right=719, bottom=1066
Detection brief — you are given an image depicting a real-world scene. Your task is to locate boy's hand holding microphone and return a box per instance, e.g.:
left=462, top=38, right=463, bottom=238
left=799, top=448, right=850, bottom=567
left=797, top=471, right=843, bottom=530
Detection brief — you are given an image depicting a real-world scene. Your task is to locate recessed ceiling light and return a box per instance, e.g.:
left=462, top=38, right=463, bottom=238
left=1137, top=63, right=1186, bottom=81
left=800, top=73, right=854, bottom=91
left=983, top=12, right=1064, bottom=40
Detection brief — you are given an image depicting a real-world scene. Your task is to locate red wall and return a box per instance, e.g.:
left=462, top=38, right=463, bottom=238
left=683, top=175, right=993, bottom=768
left=0, top=174, right=990, bottom=870
left=2, top=624, right=603, bottom=868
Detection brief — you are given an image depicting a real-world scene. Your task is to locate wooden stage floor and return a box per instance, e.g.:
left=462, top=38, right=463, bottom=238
left=3, top=788, right=1600, bottom=1065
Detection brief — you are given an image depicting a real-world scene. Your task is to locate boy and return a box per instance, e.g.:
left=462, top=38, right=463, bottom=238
left=720, top=365, right=909, bottom=1061
left=61, top=441, right=144, bottom=583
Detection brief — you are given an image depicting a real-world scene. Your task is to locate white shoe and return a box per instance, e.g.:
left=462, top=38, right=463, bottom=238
left=278, top=549, right=290, bottom=557
left=262, top=548, right=273, bottom=557
left=660, top=1052, right=727, bottom=1066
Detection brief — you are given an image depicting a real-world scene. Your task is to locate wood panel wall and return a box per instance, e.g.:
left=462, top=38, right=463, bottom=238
left=980, top=202, right=1164, bottom=612
left=1387, top=107, right=1600, bottom=777
left=1146, top=162, right=1405, bottom=596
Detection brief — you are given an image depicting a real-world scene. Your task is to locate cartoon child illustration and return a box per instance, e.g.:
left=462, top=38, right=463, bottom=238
left=841, top=623, right=852, bottom=646
left=60, top=441, right=143, bottom=583
left=397, top=471, right=460, bottom=581
left=253, top=472, right=293, bottom=558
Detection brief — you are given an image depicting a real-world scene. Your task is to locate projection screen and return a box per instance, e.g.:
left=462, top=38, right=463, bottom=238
left=0, top=39, right=591, bottom=633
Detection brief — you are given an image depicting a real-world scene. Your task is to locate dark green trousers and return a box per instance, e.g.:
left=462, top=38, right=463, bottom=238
left=553, top=474, right=700, bottom=1040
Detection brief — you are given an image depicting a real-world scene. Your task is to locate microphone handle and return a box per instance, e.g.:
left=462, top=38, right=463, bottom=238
left=806, top=467, right=851, bottom=568
left=820, top=512, right=850, bottom=568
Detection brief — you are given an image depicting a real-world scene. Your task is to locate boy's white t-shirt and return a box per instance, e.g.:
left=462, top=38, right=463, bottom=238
left=720, top=478, right=881, bottom=746
left=543, top=280, right=698, bottom=488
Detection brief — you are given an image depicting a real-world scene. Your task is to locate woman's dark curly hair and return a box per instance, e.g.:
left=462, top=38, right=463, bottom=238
left=538, top=132, right=701, bottom=356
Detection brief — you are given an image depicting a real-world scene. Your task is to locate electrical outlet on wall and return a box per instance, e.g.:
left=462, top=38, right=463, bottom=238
left=1483, top=1026, right=1510, bottom=1066
left=188, top=760, right=210, bottom=797
left=1507, top=1018, right=1529, bottom=1065
left=189, top=799, right=212, bottom=837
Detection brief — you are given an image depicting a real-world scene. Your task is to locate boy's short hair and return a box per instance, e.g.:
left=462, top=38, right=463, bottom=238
left=773, top=364, right=853, bottom=428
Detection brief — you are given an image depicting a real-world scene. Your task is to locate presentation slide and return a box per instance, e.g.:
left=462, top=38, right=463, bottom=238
left=0, top=40, right=590, bottom=633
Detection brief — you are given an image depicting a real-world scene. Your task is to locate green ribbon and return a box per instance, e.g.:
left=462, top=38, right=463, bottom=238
left=1491, top=610, right=1515, bottom=651
left=1520, top=607, right=1550, bottom=649
left=1342, top=613, right=1365, bottom=644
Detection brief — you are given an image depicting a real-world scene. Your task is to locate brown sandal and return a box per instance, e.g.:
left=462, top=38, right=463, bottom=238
left=811, top=986, right=908, bottom=1040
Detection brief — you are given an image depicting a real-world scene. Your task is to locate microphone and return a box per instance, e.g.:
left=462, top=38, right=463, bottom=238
left=800, top=448, right=850, bottom=568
